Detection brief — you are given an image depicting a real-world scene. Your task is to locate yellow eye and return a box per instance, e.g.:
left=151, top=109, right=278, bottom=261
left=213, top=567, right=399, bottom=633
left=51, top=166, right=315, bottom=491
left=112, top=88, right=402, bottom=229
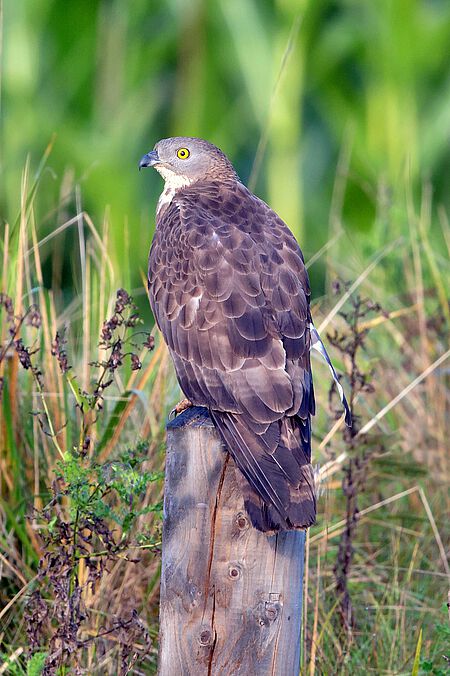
left=176, top=147, right=190, bottom=159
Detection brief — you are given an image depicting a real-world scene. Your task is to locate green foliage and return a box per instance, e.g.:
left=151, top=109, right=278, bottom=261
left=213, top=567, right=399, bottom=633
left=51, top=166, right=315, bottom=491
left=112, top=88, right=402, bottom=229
left=24, top=434, right=159, bottom=673
left=27, top=652, right=47, bottom=676
left=0, top=650, right=46, bottom=676
left=55, top=442, right=161, bottom=530
left=419, top=609, right=450, bottom=676
left=53, top=441, right=163, bottom=537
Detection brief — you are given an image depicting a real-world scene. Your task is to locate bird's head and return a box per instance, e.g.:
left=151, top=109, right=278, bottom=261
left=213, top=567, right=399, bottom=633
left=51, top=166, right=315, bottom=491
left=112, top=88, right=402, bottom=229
left=139, top=136, right=238, bottom=186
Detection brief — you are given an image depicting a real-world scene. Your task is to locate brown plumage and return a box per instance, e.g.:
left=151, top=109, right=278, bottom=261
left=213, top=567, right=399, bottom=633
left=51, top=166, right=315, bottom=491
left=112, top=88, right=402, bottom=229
left=140, top=137, right=349, bottom=533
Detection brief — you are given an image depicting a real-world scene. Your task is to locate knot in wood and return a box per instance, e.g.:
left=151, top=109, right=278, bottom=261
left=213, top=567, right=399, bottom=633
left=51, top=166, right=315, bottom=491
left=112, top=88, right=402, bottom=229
left=198, top=628, right=214, bottom=646
left=264, top=603, right=279, bottom=622
left=228, top=564, right=241, bottom=580
left=235, top=512, right=249, bottom=530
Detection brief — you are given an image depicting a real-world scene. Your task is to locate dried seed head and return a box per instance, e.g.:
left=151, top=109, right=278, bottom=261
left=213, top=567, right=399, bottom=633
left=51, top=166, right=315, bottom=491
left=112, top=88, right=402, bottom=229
left=14, top=338, right=33, bottom=370
left=114, top=288, right=132, bottom=314
left=26, top=305, right=41, bottom=328
left=130, top=353, right=142, bottom=371
left=143, top=334, right=155, bottom=351
left=51, top=330, right=70, bottom=373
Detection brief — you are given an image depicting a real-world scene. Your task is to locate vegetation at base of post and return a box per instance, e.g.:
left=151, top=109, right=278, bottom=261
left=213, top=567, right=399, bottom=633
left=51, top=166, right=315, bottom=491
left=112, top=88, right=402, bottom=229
left=0, top=289, right=162, bottom=674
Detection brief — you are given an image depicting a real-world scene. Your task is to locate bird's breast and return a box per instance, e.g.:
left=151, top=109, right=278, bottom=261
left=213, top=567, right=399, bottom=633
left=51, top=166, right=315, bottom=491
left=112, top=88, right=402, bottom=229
left=156, top=186, right=176, bottom=216
left=155, top=172, right=193, bottom=216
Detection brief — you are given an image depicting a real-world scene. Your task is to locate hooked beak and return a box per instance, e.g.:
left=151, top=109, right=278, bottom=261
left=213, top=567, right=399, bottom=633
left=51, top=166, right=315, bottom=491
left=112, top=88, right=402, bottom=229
left=139, top=149, right=160, bottom=170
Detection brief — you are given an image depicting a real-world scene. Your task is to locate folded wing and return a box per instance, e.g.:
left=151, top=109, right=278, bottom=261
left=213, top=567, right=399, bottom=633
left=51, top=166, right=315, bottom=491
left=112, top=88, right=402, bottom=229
left=149, top=180, right=316, bottom=531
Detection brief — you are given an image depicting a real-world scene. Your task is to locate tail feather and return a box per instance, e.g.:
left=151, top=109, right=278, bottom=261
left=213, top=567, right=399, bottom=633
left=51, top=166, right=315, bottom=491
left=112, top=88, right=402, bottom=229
left=210, top=410, right=316, bottom=533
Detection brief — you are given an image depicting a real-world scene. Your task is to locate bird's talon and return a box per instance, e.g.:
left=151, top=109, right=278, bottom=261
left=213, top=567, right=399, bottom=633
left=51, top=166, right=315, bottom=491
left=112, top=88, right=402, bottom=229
left=169, top=398, right=193, bottom=419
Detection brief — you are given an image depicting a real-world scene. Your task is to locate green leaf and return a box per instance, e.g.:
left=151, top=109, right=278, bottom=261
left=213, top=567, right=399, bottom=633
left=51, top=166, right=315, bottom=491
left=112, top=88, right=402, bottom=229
left=27, top=651, right=47, bottom=676
left=411, top=628, right=422, bottom=676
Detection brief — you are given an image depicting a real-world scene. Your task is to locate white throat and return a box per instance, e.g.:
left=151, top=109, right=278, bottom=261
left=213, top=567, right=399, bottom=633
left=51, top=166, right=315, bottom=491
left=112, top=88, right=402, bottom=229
left=156, top=166, right=193, bottom=215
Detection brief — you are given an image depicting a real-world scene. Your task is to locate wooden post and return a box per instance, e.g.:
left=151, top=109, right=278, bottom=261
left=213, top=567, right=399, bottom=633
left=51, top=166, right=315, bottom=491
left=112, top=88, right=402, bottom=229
left=158, top=406, right=306, bottom=676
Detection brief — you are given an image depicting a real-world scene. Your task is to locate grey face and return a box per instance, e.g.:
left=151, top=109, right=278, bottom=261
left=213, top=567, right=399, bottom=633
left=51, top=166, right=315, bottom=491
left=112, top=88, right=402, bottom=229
left=139, top=136, right=236, bottom=182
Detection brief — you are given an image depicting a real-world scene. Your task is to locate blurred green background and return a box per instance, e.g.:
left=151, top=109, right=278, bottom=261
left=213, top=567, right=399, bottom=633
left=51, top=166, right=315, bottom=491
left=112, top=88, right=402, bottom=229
left=1, top=0, right=450, bottom=297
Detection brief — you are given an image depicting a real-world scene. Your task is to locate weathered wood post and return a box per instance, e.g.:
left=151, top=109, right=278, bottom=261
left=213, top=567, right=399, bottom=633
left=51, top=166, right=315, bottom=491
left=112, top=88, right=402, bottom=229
left=158, top=406, right=306, bottom=675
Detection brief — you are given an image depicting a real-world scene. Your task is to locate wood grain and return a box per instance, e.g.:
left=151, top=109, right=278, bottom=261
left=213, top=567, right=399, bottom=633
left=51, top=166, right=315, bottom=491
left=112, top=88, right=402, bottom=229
left=158, top=406, right=305, bottom=676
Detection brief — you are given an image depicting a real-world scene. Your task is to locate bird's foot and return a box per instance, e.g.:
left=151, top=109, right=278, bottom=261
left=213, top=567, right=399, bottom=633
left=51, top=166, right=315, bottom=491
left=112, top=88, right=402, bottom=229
left=169, top=398, right=193, bottom=420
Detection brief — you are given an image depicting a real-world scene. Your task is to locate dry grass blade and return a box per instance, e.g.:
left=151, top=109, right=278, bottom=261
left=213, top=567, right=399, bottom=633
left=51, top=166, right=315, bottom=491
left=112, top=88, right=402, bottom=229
left=0, top=550, right=27, bottom=585
left=358, top=349, right=450, bottom=436
left=411, top=627, right=422, bottom=676
left=303, top=529, right=310, bottom=670
left=319, top=348, right=450, bottom=480
left=317, top=238, right=402, bottom=334
left=310, top=486, right=420, bottom=544
left=0, top=647, right=24, bottom=675
left=357, top=304, right=419, bottom=331
left=318, top=415, right=347, bottom=453
left=25, top=211, right=115, bottom=283
left=308, top=546, right=321, bottom=676
left=0, top=576, right=37, bottom=622
left=418, top=487, right=450, bottom=578
left=98, top=340, right=168, bottom=461
left=306, top=230, right=343, bottom=270
left=311, top=484, right=449, bottom=586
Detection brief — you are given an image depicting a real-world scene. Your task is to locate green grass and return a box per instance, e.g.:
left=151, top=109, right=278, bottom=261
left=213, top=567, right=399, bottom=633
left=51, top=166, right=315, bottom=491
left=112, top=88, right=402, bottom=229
left=1, top=1, right=449, bottom=674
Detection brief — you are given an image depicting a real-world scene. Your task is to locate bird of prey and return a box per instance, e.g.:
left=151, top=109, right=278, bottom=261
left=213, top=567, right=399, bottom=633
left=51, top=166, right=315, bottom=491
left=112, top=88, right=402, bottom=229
left=140, top=137, right=350, bottom=533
